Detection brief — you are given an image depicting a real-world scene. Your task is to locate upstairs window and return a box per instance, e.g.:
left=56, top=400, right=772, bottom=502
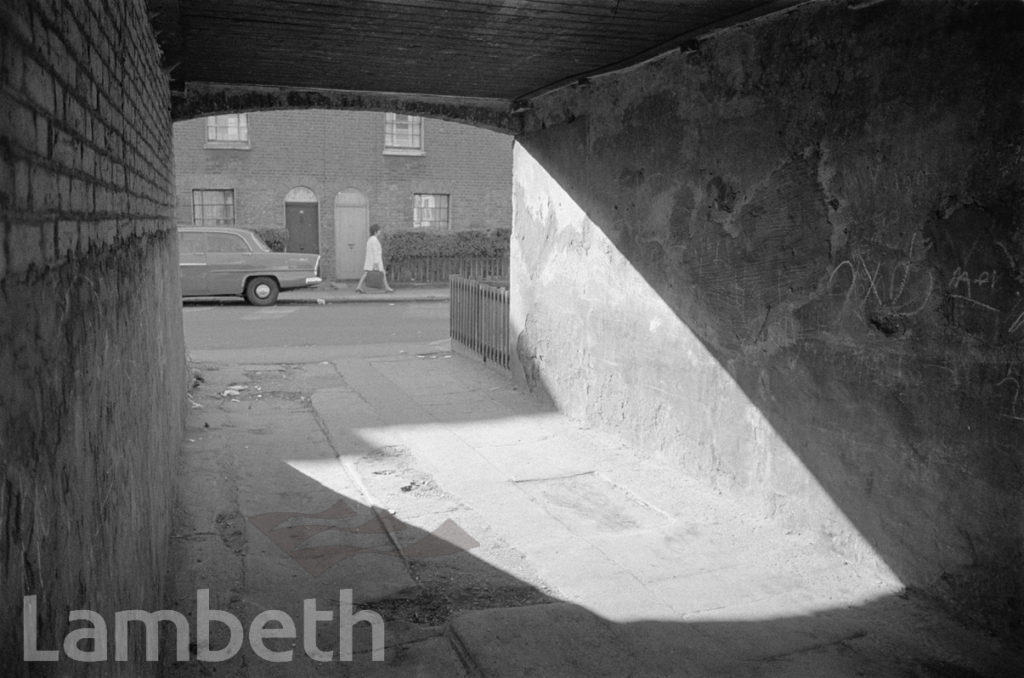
left=192, top=189, right=235, bottom=225
left=384, top=113, right=423, bottom=155
left=413, top=194, right=449, bottom=229
left=205, top=114, right=250, bottom=148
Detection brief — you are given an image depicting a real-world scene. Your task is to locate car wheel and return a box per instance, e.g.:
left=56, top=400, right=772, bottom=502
left=244, top=277, right=279, bottom=306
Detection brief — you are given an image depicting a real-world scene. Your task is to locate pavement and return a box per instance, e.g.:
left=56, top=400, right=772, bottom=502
left=169, top=338, right=1023, bottom=676
left=184, top=281, right=452, bottom=307
left=283, top=281, right=451, bottom=304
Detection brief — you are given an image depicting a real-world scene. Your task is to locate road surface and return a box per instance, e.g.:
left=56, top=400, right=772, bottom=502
left=183, top=301, right=449, bottom=350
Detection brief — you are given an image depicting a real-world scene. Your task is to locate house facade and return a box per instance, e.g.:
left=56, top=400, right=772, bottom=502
left=173, top=110, right=512, bottom=279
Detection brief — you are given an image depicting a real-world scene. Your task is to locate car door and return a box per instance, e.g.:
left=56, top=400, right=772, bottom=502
left=206, top=232, right=253, bottom=294
left=178, top=231, right=208, bottom=295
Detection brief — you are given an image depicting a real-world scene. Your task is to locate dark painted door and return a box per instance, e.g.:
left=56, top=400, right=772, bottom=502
left=285, top=202, right=320, bottom=254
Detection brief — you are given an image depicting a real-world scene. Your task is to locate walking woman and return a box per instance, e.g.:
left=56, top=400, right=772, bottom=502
left=355, top=224, right=394, bottom=293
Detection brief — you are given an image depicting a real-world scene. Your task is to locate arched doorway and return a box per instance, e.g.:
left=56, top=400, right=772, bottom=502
left=284, top=186, right=319, bottom=254
left=334, top=189, right=368, bottom=279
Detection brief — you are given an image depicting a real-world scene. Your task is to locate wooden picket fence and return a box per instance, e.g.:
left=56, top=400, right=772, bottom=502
left=450, top=275, right=511, bottom=370
left=388, top=256, right=508, bottom=283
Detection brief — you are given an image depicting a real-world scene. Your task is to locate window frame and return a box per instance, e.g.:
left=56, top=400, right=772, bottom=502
left=191, top=189, right=236, bottom=226
left=413, top=193, right=450, bottom=230
left=384, top=113, right=425, bottom=156
left=204, top=114, right=251, bottom=149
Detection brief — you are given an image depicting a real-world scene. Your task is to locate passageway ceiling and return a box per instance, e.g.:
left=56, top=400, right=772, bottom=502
left=149, top=0, right=807, bottom=126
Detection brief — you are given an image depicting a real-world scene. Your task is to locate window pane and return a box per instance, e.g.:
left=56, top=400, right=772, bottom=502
left=206, top=114, right=249, bottom=142
left=413, top=193, right=449, bottom=229
left=385, top=113, right=422, bottom=149
left=207, top=233, right=250, bottom=253
left=180, top=232, right=205, bottom=253
left=192, top=189, right=235, bottom=225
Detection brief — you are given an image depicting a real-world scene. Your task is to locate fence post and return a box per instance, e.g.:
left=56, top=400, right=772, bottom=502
left=450, top=275, right=511, bottom=370
left=391, top=257, right=508, bottom=283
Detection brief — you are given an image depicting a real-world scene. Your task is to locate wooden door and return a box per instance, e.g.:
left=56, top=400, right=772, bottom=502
left=285, top=202, right=320, bottom=254
left=333, top=190, right=368, bottom=279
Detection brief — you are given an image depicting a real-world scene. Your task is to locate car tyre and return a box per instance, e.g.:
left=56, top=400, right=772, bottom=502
left=245, top=276, right=279, bottom=306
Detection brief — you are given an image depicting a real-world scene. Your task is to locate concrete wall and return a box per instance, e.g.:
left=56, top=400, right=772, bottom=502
left=0, top=0, right=185, bottom=671
left=174, top=109, right=512, bottom=278
left=512, top=0, right=1023, bottom=631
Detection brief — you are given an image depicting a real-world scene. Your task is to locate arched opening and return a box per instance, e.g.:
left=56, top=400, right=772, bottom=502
left=334, top=189, right=369, bottom=279
left=7, top=0, right=1019, bottom=668
left=172, top=108, right=514, bottom=283
left=284, top=186, right=320, bottom=254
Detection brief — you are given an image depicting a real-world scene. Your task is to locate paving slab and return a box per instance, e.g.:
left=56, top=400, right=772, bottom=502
left=280, top=282, right=450, bottom=305
left=351, top=636, right=469, bottom=678
left=449, top=603, right=638, bottom=678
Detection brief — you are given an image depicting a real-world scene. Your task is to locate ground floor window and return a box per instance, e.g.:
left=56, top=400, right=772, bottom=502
left=192, top=189, right=235, bottom=225
left=413, top=193, right=449, bottom=229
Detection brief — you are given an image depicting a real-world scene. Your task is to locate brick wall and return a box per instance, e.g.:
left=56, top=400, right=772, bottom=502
left=0, top=0, right=185, bottom=672
left=513, top=0, right=1024, bottom=632
left=173, top=109, right=512, bottom=278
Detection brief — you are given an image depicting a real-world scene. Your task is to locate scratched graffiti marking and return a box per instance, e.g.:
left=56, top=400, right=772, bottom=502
left=827, top=238, right=934, bottom=324
left=996, top=367, right=1024, bottom=423
left=942, top=238, right=1024, bottom=343
left=828, top=231, right=1024, bottom=344
left=1009, top=310, right=1024, bottom=337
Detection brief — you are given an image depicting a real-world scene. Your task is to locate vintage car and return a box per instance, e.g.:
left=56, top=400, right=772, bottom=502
left=178, top=226, right=321, bottom=305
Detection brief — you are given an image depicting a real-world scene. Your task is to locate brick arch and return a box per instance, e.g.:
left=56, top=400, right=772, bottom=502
left=284, top=186, right=318, bottom=204
left=170, top=83, right=519, bottom=135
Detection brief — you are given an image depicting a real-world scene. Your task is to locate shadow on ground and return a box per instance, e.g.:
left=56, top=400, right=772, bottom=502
left=162, top=358, right=1020, bottom=677
left=166, top=461, right=1018, bottom=677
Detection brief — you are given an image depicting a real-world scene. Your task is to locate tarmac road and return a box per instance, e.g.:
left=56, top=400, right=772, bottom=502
left=183, top=301, right=450, bottom=350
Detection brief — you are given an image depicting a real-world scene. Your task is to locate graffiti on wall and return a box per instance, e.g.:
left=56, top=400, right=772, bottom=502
left=826, top=234, right=935, bottom=335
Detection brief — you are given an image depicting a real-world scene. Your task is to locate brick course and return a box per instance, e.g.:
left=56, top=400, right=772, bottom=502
left=0, top=0, right=185, bottom=672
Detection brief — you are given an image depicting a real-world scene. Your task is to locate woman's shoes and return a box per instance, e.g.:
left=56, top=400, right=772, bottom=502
left=355, top=288, right=365, bottom=294
left=385, top=288, right=395, bottom=293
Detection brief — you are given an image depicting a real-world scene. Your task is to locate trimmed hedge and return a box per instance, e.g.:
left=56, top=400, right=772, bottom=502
left=247, top=226, right=511, bottom=260
left=253, top=228, right=290, bottom=252
left=380, top=228, right=510, bottom=262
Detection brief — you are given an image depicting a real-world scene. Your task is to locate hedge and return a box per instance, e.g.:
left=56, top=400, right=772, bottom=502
left=380, top=228, right=510, bottom=262
left=248, top=226, right=511, bottom=260
left=253, top=228, right=289, bottom=252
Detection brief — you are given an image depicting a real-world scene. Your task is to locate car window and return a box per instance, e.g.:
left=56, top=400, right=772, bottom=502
left=207, top=233, right=251, bottom=253
left=180, top=232, right=205, bottom=254
left=250, top=232, right=271, bottom=253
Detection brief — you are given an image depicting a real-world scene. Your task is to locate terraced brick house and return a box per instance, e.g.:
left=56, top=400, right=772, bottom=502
left=173, top=110, right=512, bottom=279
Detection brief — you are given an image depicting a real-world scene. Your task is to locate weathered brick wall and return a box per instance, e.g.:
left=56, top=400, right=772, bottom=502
left=512, top=0, right=1023, bottom=631
left=0, top=0, right=185, bottom=672
left=173, top=109, right=512, bottom=278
